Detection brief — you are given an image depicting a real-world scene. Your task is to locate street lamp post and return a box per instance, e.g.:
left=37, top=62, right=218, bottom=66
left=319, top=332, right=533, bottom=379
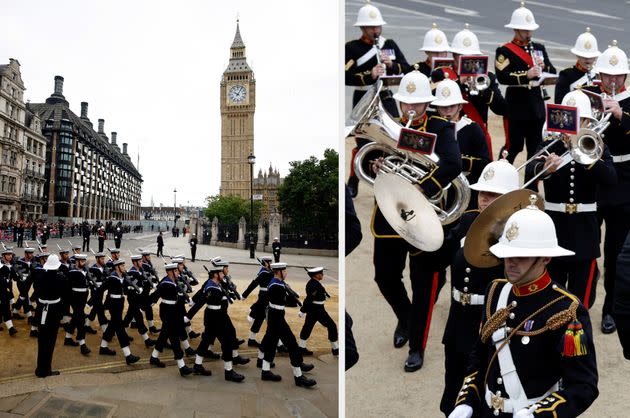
left=247, top=153, right=256, bottom=259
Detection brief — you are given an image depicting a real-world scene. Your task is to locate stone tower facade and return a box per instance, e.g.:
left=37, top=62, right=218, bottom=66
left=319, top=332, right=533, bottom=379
left=219, top=20, right=256, bottom=199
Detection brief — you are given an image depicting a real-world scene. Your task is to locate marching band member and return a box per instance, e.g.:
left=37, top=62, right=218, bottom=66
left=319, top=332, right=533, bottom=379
left=370, top=69, right=462, bottom=372
left=554, top=28, right=601, bottom=104
left=346, top=1, right=409, bottom=198
left=432, top=78, right=490, bottom=209
left=439, top=160, right=520, bottom=416
left=495, top=2, right=556, bottom=166
left=449, top=199, right=598, bottom=418
left=526, top=90, right=615, bottom=309
left=583, top=41, right=630, bottom=334
left=412, top=23, right=450, bottom=78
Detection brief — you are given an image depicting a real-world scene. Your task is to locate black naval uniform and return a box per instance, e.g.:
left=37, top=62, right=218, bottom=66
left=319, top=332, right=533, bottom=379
left=526, top=139, right=616, bottom=308
left=87, top=262, right=109, bottom=328
left=438, top=211, right=505, bottom=416
left=554, top=63, right=597, bottom=104
left=584, top=85, right=630, bottom=323
left=454, top=274, right=598, bottom=417
left=152, top=276, right=185, bottom=361
left=370, top=113, right=462, bottom=357
left=242, top=266, right=273, bottom=335
left=261, top=277, right=303, bottom=367
left=100, top=272, right=132, bottom=349
left=615, top=230, right=630, bottom=358
left=299, top=278, right=337, bottom=344
left=196, top=280, right=238, bottom=362
left=122, top=266, right=148, bottom=335
left=454, top=117, right=491, bottom=209
left=13, top=256, right=35, bottom=317
left=495, top=39, right=556, bottom=165
left=65, top=265, right=91, bottom=343
left=0, top=261, right=19, bottom=325
left=33, top=268, right=67, bottom=377
left=141, top=260, right=158, bottom=325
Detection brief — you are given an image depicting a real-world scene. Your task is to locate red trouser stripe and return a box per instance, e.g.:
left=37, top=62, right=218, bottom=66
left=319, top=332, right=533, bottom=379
left=583, top=259, right=597, bottom=309
left=502, top=117, right=510, bottom=151
left=350, top=147, right=358, bottom=177
left=422, top=271, right=440, bottom=349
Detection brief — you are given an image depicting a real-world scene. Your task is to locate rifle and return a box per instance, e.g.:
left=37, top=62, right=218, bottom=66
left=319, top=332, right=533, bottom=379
left=284, top=282, right=302, bottom=307
left=122, top=272, right=142, bottom=294
left=223, top=274, right=242, bottom=301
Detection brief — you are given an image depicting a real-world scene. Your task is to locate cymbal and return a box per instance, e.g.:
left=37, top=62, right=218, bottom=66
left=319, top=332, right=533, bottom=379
left=374, top=173, right=444, bottom=251
left=463, top=189, right=544, bottom=268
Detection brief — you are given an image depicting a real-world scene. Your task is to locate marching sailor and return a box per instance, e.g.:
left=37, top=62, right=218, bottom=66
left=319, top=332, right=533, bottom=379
left=298, top=267, right=338, bottom=356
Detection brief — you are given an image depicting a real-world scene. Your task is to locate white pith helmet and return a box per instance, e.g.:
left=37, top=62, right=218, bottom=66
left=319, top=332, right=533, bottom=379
left=505, top=2, right=539, bottom=31
left=432, top=79, right=467, bottom=107
left=420, top=23, right=450, bottom=52
left=490, top=196, right=575, bottom=258
left=561, top=90, right=595, bottom=121
left=469, top=160, right=520, bottom=195
left=593, top=40, right=630, bottom=75
left=393, top=70, right=435, bottom=104
left=570, top=27, right=601, bottom=59
left=354, top=1, right=386, bottom=27
left=450, top=24, right=482, bottom=55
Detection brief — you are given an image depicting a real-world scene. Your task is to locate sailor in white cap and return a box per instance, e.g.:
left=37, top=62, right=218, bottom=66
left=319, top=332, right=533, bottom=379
left=297, top=267, right=338, bottom=356
left=12, top=247, right=36, bottom=321
left=63, top=254, right=93, bottom=355
left=86, top=251, right=109, bottom=334
left=122, top=254, right=156, bottom=348
left=449, top=196, right=598, bottom=418
left=0, top=248, right=18, bottom=336
left=242, top=255, right=274, bottom=348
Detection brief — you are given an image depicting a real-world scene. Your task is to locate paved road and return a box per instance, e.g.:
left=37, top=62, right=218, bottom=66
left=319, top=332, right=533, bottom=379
left=345, top=2, right=630, bottom=417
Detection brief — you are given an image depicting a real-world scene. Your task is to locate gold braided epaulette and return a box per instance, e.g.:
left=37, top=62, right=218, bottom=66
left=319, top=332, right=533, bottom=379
left=546, top=300, right=579, bottom=330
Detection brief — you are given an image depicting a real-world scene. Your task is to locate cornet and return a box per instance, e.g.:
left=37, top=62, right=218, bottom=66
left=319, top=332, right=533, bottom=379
left=465, top=74, right=490, bottom=96
left=528, top=42, right=550, bottom=101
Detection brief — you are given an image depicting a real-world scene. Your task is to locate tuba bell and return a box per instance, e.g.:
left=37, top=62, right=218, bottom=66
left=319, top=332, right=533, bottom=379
left=346, top=80, right=470, bottom=227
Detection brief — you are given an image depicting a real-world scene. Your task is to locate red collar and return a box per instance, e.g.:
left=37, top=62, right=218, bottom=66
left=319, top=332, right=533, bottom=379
left=511, top=38, right=529, bottom=47
left=575, top=62, right=589, bottom=73
left=512, top=271, right=551, bottom=296
left=400, top=113, right=427, bottom=129
left=602, top=84, right=627, bottom=95
left=360, top=34, right=374, bottom=45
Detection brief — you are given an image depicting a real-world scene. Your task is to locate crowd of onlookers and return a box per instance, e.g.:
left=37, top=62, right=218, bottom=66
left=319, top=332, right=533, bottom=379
left=0, top=219, right=146, bottom=244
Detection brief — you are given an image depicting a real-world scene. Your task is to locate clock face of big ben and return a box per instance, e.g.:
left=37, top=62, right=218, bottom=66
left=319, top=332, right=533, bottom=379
left=228, top=84, right=247, bottom=104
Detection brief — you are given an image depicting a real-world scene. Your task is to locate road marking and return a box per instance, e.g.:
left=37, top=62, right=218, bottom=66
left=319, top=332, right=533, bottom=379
left=511, top=0, right=622, bottom=20
left=376, top=2, right=453, bottom=22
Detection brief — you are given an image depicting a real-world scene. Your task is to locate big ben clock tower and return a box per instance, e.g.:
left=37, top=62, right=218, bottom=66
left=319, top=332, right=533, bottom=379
left=220, top=19, right=256, bottom=199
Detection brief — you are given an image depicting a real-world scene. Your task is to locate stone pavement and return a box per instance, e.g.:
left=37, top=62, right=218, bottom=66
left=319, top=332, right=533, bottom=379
left=0, top=354, right=338, bottom=417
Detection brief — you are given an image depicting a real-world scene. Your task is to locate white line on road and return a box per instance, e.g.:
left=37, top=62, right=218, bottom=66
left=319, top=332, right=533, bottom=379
left=511, top=0, right=622, bottom=20
left=375, top=2, right=453, bottom=22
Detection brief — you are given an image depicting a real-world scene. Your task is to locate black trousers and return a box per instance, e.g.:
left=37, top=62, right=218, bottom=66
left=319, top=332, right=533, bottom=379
left=440, top=346, right=471, bottom=417
left=101, top=299, right=130, bottom=347
left=502, top=117, right=545, bottom=174
left=373, top=237, right=445, bottom=351
left=157, top=246, right=163, bottom=257
left=98, top=239, right=104, bottom=253
left=548, top=258, right=599, bottom=309
left=299, top=307, right=338, bottom=342
left=114, top=239, right=121, bottom=249
left=155, top=305, right=184, bottom=360
left=82, top=237, right=90, bottom=252
left=123, top=297, right=148, bottom=335
left=65, top=291, right=88, bottom=341
left=36, top=302, right=62, bottom=376
left=87, top=288, right=109, bottom=326
left=190, top=248, right=196, bottom=262
left=599, top=204, right=630, bottom=317
left=262, top=310, right=303, bottom=367
left=12, top=279, right=33, bottom=314
left=249, top=295, right=268, bottom=333
left=0, top=296, right=11, bottom=322
left=197, top=310, right=237, bottom=362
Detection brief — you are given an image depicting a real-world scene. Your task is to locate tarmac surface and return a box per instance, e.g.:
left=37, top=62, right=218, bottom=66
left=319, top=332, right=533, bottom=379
left=0, top=233, right=339, bottom=417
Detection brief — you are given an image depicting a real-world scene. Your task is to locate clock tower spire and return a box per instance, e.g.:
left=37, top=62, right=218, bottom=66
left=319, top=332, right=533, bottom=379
left=220, top=18, right=256, bottom=199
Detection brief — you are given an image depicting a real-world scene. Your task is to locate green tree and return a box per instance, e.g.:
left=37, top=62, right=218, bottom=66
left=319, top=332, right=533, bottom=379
left=204, top=194, right=263, bottom=225
left=278, top=148, right=338, bottom=232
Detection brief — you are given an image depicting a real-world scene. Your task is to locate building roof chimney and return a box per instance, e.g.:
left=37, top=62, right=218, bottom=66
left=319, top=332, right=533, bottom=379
left=111, top=132, right=117, bottom=145
left=80, top=102, right=88, bottom=119
left=53, top=76, right=64, bottom=96
left=122, top=143, right=128, bottom=155
left=98, top=119, right=105, bottom=134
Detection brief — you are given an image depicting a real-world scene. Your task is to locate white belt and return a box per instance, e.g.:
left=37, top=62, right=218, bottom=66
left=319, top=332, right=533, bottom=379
left=38, top=298, right=61, bottom=304
left=161, top=299, right=177, bottom=305
left=71, top=288, right=88, bottom=292
left=258, top=288, right=267, bottom=292
left=206, top=305, right=221, bottom=310
left=612, top=153, right=630, bottom=163
left=312, top=300, right=325, bottom=305
left=545, top=201, right=597, bottom=214
left=268, top=303, right=285, bottom=310
left=485, top=383, right=558, bottom=414
left=354, top=85, right=370, bottom=91
left=452, top=288, right=484, bottom=306
left=109, top=294, right=123, bottom=299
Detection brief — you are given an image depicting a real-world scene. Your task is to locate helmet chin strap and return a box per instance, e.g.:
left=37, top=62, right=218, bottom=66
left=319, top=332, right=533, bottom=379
left=506, top=257, right=542, bottom=285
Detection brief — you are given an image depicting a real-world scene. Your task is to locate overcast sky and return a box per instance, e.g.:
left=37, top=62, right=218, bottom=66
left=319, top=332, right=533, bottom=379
left=1, top=0, right=340, bottom=208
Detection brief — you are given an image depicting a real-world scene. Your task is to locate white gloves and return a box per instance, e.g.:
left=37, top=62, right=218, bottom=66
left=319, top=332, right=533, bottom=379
left=298, top=311, right=305, bottom=318
left=514, top=405, right=537, bottom=418
left=448, top=405, right=473, bottom=418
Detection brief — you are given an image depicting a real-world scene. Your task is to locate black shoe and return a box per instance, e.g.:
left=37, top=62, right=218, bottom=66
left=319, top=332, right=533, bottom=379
left=149, top=326, right=161, bottom=334
left=300, top=347, right=313, bottom=356
left=145, top=338, right=157, bottom=348
left=193, top=364, right=212, bottom=376
left=84, top=326, right=98, bottom=335
left=404, top=350, right=424, bottom=372
left=233, top=355, right=250, bottom=365
left=256, top=358, right=275, bottom=368
left=348, top=176, right=359, bottom=198
left=185, top=347, right=196, bottom=357
left=203, top=349, right=221, bottom=359
left=80, top=345, right=91, bottom=355
left=261, top=370, right=282, bottom=381
left=602, top=314, right=617, bottom=334
left=248, top=338, right=260, bottom=347
left=12, top=313, right=24, bottom=320
left=127, top=336, right=134, bottom=342
left=294, top=375, right=317, bottom=387
left=236, top=338, right=245, bottom=346
left=36, top=370, right=60, bottom=378
left=30, top=329, right=38, bottom=338
left=179, top=365, right=193, bottom=376
left=224, top=369, right=245, bottom=382
left=64, top=337, right=79, bottom=346
left=394, top=321, right=409, bottom=348
left=277, top=345, right=288, bottom=353
left=150, top=356, right=166, bottom=368
left=332, top=348, right=339, bottom=356
left=99, top=347, right=116, bottom=356
left=8, top=327, right=18, bottom=336
left=300, top=362, right=315, bottom=372
left=188, top=330, right=201, bottom=339
left=126, top=354, right=140, bottom=365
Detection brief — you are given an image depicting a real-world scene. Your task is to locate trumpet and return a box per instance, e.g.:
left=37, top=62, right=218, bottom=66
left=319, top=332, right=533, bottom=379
left=373, top=35, right=386, bottom=74
left=465, top=74, right=490, bottom=96
left=528, top=42, right=550, bottom=101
